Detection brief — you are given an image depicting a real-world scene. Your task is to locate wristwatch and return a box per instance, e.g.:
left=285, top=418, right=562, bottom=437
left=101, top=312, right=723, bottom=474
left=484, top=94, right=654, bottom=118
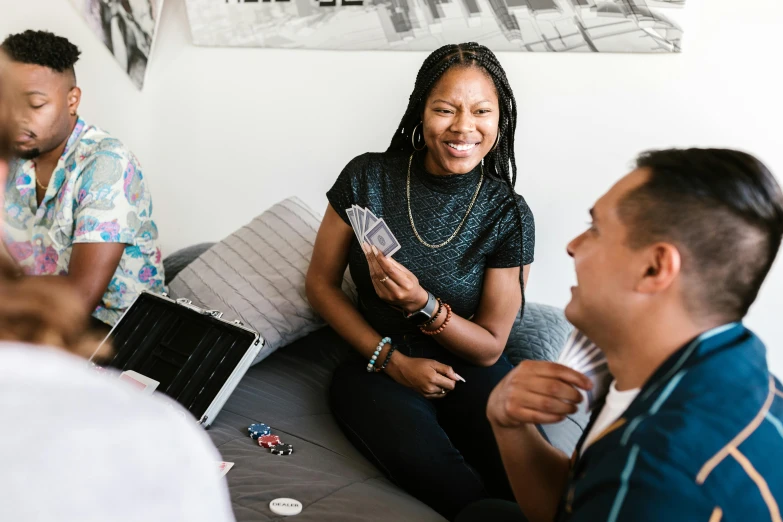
left=404, top=291, right=439, bottom=325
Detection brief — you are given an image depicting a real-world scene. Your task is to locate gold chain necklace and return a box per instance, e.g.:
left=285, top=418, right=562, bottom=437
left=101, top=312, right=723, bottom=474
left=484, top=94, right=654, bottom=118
left=35, top=176, right=49, bottom=190
left=406, top=152, right=484, bottom=249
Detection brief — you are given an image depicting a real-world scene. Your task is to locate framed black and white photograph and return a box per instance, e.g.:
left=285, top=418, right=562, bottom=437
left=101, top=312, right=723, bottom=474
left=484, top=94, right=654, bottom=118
left=184, top=0, right=685, bottom=53
left=70, top=0, right=164, bottom=88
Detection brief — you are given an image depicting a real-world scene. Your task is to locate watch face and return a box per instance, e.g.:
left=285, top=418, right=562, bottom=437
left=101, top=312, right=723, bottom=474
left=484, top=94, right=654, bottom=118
left=408, top=309, right=432, bottom=325
left=406, top=292, right=436, bottom=324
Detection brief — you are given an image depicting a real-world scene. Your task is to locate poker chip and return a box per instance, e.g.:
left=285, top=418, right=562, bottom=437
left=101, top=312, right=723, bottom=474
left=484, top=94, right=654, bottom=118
left=270, top=443, right=294, bottom=456
left=249, top=431, right=268, bottom=440
left=248, top=423, right=271, bottom=439
left=270, top=498, right=302, bottom=516
left=258, top=435, right=281, bottom=448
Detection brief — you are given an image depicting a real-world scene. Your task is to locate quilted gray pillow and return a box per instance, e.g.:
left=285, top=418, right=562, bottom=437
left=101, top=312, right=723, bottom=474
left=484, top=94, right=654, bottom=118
left=504, top=304, right=591, bottom=452
left=505, top=303, right=573, bottom=365
left=168, top=197, right=357, bottom=365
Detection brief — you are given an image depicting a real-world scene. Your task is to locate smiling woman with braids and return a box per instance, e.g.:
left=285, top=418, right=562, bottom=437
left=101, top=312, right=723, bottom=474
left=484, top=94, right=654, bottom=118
left=306, top=43, right=535, bottom=519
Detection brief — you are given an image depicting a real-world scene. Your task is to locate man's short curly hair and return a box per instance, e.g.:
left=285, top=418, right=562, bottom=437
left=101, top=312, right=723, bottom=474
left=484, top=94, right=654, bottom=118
left=1, top=30, right=81, bottom=74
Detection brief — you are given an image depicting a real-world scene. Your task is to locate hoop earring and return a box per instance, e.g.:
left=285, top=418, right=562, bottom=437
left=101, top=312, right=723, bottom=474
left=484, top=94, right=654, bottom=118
left=491, top=134, right=500, bottom=152
left=412, top=122, right=426, bottom=151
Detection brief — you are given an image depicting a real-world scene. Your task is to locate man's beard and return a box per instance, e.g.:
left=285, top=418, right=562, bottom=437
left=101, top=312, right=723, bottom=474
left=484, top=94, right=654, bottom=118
left=15, top=147, right=41, bottom=161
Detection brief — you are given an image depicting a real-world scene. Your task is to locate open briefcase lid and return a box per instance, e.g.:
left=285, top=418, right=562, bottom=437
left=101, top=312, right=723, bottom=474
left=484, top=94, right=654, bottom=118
left=93, top=291, right=264, bottom=427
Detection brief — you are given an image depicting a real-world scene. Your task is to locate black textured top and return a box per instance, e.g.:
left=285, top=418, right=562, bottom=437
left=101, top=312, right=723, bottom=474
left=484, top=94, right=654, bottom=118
left=327, top=152, right=535, bottom=337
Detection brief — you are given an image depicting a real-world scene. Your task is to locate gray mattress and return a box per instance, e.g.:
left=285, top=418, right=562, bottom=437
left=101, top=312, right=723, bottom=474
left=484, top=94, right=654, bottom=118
left=206, top=327, right=447, bottom=521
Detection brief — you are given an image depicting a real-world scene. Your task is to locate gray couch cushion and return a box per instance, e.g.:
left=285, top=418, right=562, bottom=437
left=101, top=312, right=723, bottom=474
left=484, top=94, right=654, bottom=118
left=163, top=242, right=215, bottom=285
left=168, top=197, right=357, bottom=367
left=506, top=303, right=573, bottom=365
left=505, top=303, right=589, bottom=454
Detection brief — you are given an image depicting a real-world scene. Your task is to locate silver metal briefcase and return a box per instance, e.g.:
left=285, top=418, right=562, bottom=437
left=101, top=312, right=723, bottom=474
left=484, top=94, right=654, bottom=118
left=94, top=291, right=263, bottom=427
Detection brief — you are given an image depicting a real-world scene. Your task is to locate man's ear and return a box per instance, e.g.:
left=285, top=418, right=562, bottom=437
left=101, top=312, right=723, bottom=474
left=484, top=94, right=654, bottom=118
left=636, top=242, right=681, bottom=294
left=67, top=87, right=81, bottom=117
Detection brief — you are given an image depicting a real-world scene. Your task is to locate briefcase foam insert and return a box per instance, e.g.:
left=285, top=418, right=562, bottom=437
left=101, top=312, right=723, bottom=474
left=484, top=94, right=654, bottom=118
left=106, top=293, right=257, bottom=422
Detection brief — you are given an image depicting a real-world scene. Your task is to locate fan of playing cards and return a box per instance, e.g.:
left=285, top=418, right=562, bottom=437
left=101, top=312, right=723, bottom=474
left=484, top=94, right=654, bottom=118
left=346, top=205, right=401, bottom=258
left=557, top=330, right=613, bottom=411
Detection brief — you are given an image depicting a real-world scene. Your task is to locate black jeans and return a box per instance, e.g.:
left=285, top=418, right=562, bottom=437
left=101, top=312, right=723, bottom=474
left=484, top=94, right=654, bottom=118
left=456, top=499, right=529, bottom=522
left=329, top=334, right=516, bottom=521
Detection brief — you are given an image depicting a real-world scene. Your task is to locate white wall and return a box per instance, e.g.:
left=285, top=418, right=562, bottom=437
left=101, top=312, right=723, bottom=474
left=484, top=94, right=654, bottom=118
left=2, top=0, right=782, bottom=373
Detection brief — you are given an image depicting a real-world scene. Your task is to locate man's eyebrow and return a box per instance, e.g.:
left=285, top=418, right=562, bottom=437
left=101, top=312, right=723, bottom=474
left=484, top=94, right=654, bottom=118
left=24, top=91, right=47, bottom=96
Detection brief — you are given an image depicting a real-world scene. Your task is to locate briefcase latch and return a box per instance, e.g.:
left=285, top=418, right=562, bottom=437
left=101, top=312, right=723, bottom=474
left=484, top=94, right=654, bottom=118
left=175, top=298, right=228, bottom=322
left=175, top=298, right=206, bottom=315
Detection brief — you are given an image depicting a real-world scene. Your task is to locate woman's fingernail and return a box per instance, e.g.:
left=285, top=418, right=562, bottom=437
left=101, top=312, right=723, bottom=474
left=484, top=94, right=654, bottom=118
left=455, top=374, right=466, bottom=383
left=361, top=242, right=369, bottom=254
left=372, top=245, right=379, bottom=256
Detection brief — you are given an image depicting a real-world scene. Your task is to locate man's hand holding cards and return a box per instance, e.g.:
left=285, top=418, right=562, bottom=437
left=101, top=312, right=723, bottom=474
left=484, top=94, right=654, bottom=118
left=556, top=330, right=612, bottom=411
left=488, top=359, right=595, bottom=427
left=488, top=331, right=612, bottom=428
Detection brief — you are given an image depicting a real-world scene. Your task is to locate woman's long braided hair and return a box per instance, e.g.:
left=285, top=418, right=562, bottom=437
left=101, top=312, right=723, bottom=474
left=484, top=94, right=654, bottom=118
left=387, top=42, right=529, bottom=317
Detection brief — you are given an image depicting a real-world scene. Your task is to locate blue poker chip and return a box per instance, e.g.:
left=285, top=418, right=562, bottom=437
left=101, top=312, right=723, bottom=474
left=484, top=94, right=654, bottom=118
left=248, top=423, right=271, bottom=439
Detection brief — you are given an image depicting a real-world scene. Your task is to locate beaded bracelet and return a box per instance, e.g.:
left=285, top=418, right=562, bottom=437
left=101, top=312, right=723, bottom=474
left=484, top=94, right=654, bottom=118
left=421, top=298, right=443, bottom=328
left=367, top=337, right=392, bottom=372
left=376, top=345, right=397, bottom=373
left=420, top=303, right=452, bottom=336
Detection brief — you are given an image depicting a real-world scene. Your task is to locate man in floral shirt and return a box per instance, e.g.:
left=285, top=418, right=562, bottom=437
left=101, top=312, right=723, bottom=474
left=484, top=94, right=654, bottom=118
left=1, top=30, right=164, bottom=328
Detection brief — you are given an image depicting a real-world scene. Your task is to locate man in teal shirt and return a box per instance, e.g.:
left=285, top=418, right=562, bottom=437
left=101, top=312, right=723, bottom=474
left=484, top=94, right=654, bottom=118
left=462, top=148, right=783, bottom=522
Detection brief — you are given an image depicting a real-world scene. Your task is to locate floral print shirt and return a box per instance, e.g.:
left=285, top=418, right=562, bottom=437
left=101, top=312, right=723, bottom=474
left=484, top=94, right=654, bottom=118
left=3, top=119, right=165, bottom=326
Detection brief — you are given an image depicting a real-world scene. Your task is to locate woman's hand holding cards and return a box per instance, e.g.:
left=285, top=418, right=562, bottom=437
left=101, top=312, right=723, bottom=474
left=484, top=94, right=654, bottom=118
left=362, top=244, right=467, bottom=398
left=488, top=360, right=593, bottom=427
left=363, top=243, right=429, bottom=313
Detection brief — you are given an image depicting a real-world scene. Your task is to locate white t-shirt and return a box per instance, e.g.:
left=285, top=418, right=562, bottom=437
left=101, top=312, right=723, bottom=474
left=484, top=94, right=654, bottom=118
left=581, top=380, right=640, bottom=454
left=0, top=342, right=236, bottom=522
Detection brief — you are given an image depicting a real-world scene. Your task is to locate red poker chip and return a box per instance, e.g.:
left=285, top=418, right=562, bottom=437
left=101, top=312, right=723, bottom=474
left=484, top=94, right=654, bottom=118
left=258, top=435, right=282, bottom=448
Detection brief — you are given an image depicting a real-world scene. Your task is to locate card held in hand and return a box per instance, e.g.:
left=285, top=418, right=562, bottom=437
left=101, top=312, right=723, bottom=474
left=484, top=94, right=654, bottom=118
left=364, top=219, right=401, bottom=258
left=557, top=330, right=612, bottom=411
left=363, top=208, right=379, bottom=237
left=346, top=208, right=359, bottom=239
left=346, top=207, right=366, bottom=244
left=353, top=205, right=366, bottom=238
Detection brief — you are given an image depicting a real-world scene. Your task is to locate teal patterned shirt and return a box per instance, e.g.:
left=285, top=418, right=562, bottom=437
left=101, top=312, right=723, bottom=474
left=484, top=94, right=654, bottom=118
left=558, top=323, right=783, bottom=522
